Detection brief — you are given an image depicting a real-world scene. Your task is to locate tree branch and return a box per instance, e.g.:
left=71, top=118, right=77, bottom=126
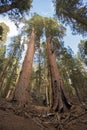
left=0, top=2, right=17, bottom=14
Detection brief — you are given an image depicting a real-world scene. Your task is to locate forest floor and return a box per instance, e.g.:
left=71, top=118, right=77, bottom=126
left=0, top=98, right=87, bottom=130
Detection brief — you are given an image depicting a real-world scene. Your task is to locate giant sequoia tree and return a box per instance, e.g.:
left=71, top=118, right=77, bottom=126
left=78, top=40, right=87, bottom=65
left=53, top=0, right=87, bottom=35
left=44, top=18, right=71, bottom=112
left=13, top=29, right=36, bottom=106
left=13, top=14, right=44, bottom=106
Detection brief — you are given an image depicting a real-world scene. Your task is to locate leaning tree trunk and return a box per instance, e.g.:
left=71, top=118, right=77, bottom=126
left=13, top=29, right=36, bottom=106
left=46, top=37, right=71, bottom=112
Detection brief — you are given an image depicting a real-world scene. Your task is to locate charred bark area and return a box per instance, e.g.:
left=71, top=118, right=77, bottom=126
left=47, top=37, right=71, bottom=112
left=13, top=29, right=36, bottom=107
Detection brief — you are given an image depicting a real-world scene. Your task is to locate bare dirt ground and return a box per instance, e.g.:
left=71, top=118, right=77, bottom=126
left=0, top=98, right=87, bottom=130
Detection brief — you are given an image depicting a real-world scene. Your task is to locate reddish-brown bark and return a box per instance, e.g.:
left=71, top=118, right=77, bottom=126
left=13, top=29, right=36, bottom=106
left=46, top=37, right=71, bottom=112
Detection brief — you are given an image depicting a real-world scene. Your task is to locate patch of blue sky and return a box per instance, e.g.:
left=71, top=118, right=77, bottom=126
left=63, top=26, right=86, bottom=54
left=30, top=0, right=54, bottom=17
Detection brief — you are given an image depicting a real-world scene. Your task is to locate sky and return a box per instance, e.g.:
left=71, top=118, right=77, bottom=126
left=0, top=0, right=87, bottom=54
left=30, top=0, right=87, bottom=54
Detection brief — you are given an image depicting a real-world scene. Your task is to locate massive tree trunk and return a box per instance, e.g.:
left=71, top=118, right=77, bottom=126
left=13, top=29, right=36, bottom=106
left=46, top=37, right=71, bottom=112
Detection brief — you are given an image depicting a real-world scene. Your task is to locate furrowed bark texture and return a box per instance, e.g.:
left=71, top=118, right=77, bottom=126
left=47, top=37, right=71, bottom=112
left=14, top=30, right=36, bottom=106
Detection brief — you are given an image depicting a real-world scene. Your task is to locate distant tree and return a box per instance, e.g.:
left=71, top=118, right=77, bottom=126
left=0, top=35, right=24, bottom=97
left=54, top=40, right=87, bottom=103
left=34, top=45, right=43, bottom=101
left=0, top=22, right=9, bottom=43
left=0, top=22, right=9, bottom=91
left=78, top=40, right=87, bottom=65
left=0, top=45, right=6, bottom=81
left=53, top=0, right=87, bottom=35
left=41, top=42, right=51, bottom=106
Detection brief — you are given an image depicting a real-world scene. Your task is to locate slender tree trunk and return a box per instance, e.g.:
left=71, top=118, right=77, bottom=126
left=46, top=37, right=71, bottom=112
left=2, top=56, right=21, bottom=98
left=38, top=48, right=41, bottom=93
left=37, top=46, right=41, bottom=97
left=13, top=29, right=36, bottom=106
left=44, top=58, right=49, bottom=106
left=0, top=62, right=10, bottom=90
left=0, top=45, right=19, bottom=90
